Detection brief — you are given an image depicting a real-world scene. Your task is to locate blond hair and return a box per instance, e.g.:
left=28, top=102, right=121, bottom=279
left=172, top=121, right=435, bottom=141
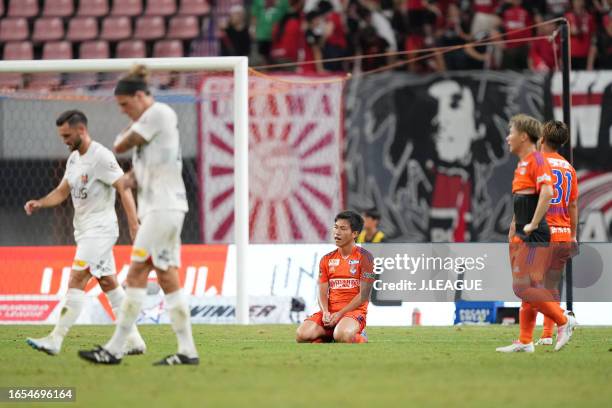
left=509, top=114, right=541, bottom=144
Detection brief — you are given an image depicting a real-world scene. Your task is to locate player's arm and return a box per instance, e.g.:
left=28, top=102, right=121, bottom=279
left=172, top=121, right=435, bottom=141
left=24, top=179, right=70, bottom=215
left=524, top=184, right=552, bottom=234
left=569, top=200, right=578, bottom=241
left=508, top=215, right=516, bottom=241
left=113, top=131, right=148, bottom=154
left=113, top=170, right=139, bottom=242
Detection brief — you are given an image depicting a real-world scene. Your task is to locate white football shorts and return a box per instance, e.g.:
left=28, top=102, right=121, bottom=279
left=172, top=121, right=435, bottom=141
left=73, top=236, right=118, bottom=278
left=131, top=210, right=185, bottom=271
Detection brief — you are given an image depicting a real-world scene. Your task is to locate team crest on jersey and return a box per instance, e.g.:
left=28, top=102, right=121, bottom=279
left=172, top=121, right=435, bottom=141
left=519, top=168, right=526, bottom=175
left=350, top=266, right=357, bottom=275
left=328, top=259, right=340, bottom=266
left=81, top=173, right=88, bottom=184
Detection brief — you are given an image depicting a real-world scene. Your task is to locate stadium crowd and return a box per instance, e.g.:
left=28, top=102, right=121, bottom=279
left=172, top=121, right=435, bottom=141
left=1, top=0, right=612, bottom=89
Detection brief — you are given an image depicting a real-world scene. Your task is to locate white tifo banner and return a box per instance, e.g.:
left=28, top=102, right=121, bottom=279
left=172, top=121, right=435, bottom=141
left=199, top=75, right=344, bottom=243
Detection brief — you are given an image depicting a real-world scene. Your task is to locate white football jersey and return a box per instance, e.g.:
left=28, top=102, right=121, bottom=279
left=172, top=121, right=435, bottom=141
left=129, top=102, right=188, bottom=218
left=63, top=141, right=123, bottom=241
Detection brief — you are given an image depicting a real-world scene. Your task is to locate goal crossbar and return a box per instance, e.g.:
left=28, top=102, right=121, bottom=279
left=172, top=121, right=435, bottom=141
left=0, top=56, right=251, bottom=324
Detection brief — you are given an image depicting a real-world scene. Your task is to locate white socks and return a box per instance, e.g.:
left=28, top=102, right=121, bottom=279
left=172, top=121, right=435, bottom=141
left=105, top=286, right=145, bottom=347
left=50, top=288, right=86, bottom=343
left=165, top=290, right=198, bottom=358
left=104, top=287, right=146, bottom=356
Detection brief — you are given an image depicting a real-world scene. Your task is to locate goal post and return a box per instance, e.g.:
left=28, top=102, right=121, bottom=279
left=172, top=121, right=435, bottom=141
left=0, top=57, right=251, bottom=324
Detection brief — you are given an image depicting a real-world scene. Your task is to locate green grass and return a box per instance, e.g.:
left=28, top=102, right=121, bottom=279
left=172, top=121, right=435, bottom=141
left=1, top=325, right=612, bottom=408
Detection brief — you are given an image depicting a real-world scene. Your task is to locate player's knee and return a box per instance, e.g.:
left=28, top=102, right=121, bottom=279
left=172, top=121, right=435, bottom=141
left=68, top=269, right=90, bottom=289
left=295, top=324, right=311, bottom=343
left=333, top=327, right=356, bottom=343
left=98, top=276, right=118, bottom=292
left=126, top=262, right=150, bottom=287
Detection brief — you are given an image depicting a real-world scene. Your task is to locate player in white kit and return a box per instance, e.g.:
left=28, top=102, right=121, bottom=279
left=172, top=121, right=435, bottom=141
left=24, top=110, right=146, bottom=356
left=79, top=65, right=199, bottom=365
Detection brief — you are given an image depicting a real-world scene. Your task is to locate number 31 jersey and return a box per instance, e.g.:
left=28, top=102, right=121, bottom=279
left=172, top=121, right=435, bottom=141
left=542, top=151, right=578, bottom=238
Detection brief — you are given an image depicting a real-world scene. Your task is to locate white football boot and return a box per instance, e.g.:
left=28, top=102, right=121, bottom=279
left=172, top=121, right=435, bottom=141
left=496, top=340, right=535, bottom=353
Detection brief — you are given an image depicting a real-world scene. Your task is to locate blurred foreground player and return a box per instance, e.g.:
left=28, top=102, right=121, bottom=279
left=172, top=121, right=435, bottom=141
left=296, top=211, right=375, bottom=343
left=79, top=65, right=198, bottom=365
left=535, top=121, right=579, bottom=346
left=496, top=114, right=576, bottom=353
left=25, top=110, right=146, bottom=356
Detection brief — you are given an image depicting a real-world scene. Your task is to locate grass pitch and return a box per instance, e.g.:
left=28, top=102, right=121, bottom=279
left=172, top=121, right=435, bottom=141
left=1, top=325, right=612, bottom=408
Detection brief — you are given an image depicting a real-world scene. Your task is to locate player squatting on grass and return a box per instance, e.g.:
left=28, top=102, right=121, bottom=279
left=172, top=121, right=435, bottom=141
left=296, top=210, right=376, bottom=344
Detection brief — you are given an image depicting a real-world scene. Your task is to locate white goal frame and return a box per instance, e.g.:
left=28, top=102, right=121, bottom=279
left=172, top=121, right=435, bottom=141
left=0, top=57, right=251, bottom=324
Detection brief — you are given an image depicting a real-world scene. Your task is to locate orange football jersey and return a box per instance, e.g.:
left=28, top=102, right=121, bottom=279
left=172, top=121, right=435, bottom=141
left=319, top=246, right=375, bottom=314
left=542, top=151, right=578, bottom=240
left=512, top=151, right=553, bottom=193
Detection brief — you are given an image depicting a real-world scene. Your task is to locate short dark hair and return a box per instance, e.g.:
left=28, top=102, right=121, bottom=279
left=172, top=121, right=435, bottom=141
left=334, top=210, right=364, bottom=234
left=56, top=110, right=88, bottom=127
left=541, top=120, right=569, bottom=151
left=363, top=208, right=381, bottom=220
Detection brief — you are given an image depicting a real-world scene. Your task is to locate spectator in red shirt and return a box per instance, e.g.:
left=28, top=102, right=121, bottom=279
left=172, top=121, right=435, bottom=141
left=301, top=9, right=326, bottom=73
left=588, top=12, right=612, bottom=69
left=565, top=0, right=595, bottom=69
left=271, top=0, right=306, bottom=67
left=500, top=0, right=534, bottom=70
left=529, top=16, right=558, bottom=71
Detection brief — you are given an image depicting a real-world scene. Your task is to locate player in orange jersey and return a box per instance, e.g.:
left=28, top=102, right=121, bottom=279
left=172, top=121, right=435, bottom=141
left=496, top=114, right=576, bottom=353
left=534, top=120, right=579, bottom=346
left=296, top=210, right=375, bottom=343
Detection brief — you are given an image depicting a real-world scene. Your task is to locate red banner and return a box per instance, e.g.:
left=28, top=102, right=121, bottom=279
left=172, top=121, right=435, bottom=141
left=0, top=245, right=229, bottom=296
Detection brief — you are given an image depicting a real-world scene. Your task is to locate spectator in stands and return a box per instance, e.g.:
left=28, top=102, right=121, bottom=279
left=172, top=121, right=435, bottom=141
left=251, top=0, right=290, bottom=64
left=588, top=12, right=612, bottom=69
left=317, top=0, right=348, bottom=71
left=565, top=0, right=595, bottom=70
left=405, top=0, right=443, bottom=72
left=499, top=0, right=534, bottom=71
left=301, top=9, right=326, bottom=73
left=437, top=3, right=472, bottom=70
left=271, top=0, right=305, bottom=67
left=357, top=208, right=386, bottom=243
left=529, top=15, right=558, bottom=71
left=220, top=5, right=252, bottom=57
left=356, top=6, right=392, bottom=71
left=532, top=0, right=570, bottom=18
left=470, top=0, right=501, bottom=36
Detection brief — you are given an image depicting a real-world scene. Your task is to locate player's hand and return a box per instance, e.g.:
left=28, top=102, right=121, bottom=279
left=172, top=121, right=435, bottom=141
left=328, top=312, right=342, bottom=327
left=24, top=200, right=42, bottom=215
left=322, top=311, right=331, bottom=326
left=523, top=223, right=537, bottom=235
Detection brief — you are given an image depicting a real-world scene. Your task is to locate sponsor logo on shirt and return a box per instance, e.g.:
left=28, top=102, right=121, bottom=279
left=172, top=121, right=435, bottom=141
left=132, top=248, right=149, bottom=259
left=329, top=278, right=360, bottom=289
left=328, top=259, right=340, bottom=266
left=536, top=174, right=551, bottom=183
left=348, top=260, right=360, bottom=265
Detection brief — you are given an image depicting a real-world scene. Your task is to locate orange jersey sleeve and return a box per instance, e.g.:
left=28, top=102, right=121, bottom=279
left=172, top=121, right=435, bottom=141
left=512, top=151, right=553, bottom=193
left=319, top=254, right=330, bottom=284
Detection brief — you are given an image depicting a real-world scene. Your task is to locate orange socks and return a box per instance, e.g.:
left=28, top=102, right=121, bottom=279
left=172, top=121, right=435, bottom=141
left=519, top=302, right=537, bottom=344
